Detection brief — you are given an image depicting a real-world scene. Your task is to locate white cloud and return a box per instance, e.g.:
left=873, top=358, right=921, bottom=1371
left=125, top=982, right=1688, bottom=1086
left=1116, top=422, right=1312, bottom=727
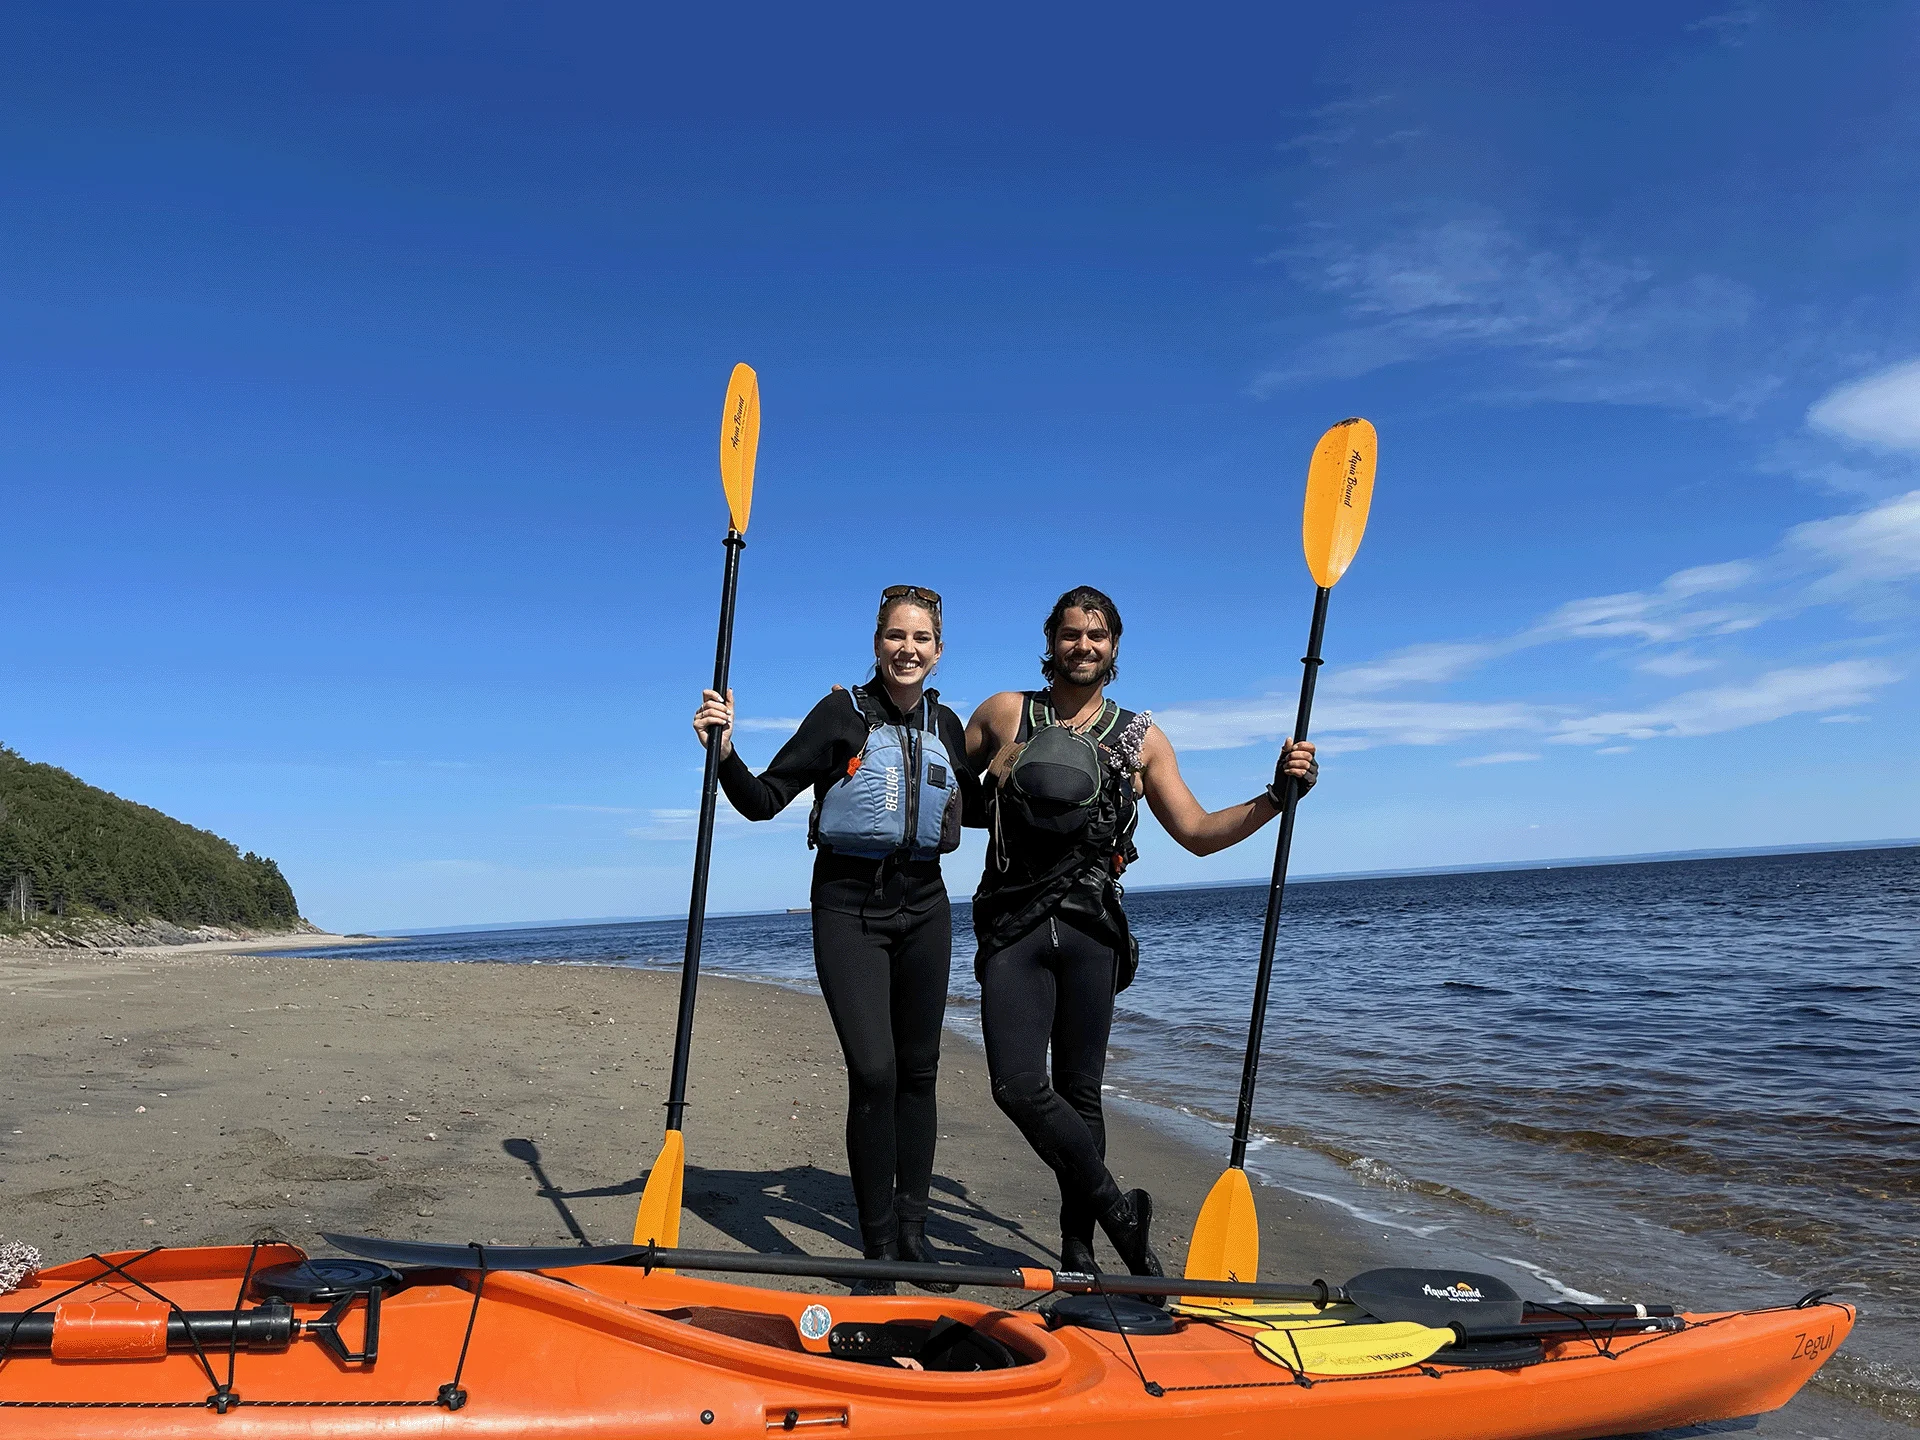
left=629, top=805, right=804, bottom=839
left=737, top=717, right=804, bottom=734
left=1163, top=657, right=1900, bottom=757
left=1786, top=489, right=1920, bottom=588
left=1256, top=213, right=1767, bottom=414
left=1158, top=696, right=1545, bottom=755
left=1634, top=651, right=1718, bottom=677
left=1687, top=6, right=1759, bottom=45
left=1807, top=360, right=1920, bottom=452
left=1527, top=562, right=1766, bottom=644
left=1457, top=751, right=1541, bottom=767
left=1659, top=562, right=1759, bottom=598
left=1595, top=746, right=1634, bottom=755
left=1328, top=642, right=1504, bottom=694
left=1314, top=557, right=1769, bottom=704
left=1275, top=94, right=1394, bottom=166
left=1819, top=713, right=1870, bottom=724
left=1546, top=661, right=1900, bottom=747
left=1160, top=464, right=1920, bottom=765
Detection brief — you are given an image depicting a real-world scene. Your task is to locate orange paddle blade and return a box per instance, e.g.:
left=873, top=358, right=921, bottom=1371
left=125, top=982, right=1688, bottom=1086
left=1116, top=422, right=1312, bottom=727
left=719, top=363, right=760, bottom=534
left=1302, top=417, right=1377, bottom=588
left=1183, top=1165, right=1259, bottom=1300
left=632, top=1128, right=685, bottom=1261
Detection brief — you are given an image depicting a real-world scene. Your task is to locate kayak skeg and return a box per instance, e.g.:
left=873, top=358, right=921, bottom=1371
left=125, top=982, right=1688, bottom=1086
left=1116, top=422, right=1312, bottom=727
left=0, top=1241, right=1853, bottom=1439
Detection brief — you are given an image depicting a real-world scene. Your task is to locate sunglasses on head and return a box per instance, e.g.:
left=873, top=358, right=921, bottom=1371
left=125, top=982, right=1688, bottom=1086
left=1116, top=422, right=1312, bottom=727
left=882, top=584, right=942, bottom=609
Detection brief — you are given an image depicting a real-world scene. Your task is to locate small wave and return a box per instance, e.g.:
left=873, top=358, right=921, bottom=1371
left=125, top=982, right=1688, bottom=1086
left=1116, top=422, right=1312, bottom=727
left=1493, top=1255, right=1607, bottom=1305
left=1346, top=1156, right=1413, bottom=1191
left=1815, top=1352, right=1920, bottom=1428
left=1282, top=1187, right=1450, bottom=1238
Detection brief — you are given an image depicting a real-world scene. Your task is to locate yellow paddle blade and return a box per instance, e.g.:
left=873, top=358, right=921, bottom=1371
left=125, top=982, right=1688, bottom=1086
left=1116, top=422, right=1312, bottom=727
left=719, top=362, right=760, bottom=534
left=1173, top=1300, right=1369, bottom=1328
left=1301, top=416, right=1377, bottom=589
left=1180, top=1310, right=1346, bottom=1332
left=1182, top=1165, right=1258, bottom=1301
left=1255, top=1319, right=1453, bottom=1377
left=632, top=1128, right=685, bottom=1261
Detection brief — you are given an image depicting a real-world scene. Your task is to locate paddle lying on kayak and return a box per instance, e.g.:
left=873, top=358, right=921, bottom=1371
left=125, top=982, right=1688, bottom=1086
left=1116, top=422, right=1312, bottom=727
left=1184, top=416, right=1378, bottom=1296
left=321, top=1233, right=1673, bottom=1339
left=633, top=363, right=762, bottom=1255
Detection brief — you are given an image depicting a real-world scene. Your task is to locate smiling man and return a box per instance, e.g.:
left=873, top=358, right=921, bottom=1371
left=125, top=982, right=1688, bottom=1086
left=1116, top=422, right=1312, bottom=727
left=964, top=584, right=1317, bottom=1286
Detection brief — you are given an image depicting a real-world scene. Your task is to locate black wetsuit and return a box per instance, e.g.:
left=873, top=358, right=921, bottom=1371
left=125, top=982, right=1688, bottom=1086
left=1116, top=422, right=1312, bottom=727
left=719, top=680, right=980, bottom=1252
left=974, top=693, right=1144, bottom=1255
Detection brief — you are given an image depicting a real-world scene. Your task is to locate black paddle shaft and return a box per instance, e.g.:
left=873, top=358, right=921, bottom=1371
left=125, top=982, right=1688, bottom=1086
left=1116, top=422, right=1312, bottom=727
left=664, top=529, right=746, bottom=1133
left=1228, top=584, right=1330, bottom=1169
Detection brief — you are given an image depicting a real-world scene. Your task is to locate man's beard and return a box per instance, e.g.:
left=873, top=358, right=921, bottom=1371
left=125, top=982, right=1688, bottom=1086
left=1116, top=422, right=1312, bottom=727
left=1059, top=657, right=1114, bottom=685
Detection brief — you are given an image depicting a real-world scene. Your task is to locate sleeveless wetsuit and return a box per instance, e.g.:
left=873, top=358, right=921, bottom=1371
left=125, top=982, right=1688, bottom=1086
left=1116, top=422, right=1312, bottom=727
left=973, top=692, right=1148, bottom=1257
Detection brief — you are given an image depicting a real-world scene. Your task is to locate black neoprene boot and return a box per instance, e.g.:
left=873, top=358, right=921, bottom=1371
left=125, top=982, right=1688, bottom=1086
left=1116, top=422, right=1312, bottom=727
left=1059, top=1234, right=1098, bottom=1274
left=1060, top=1203, right=1099, bottom=1274
left=1097, top=1188, right=1165, bottom=1299
left=896, top=1219, right=958, bottom=1293
left=851, top=1236, right=898, bottom=1297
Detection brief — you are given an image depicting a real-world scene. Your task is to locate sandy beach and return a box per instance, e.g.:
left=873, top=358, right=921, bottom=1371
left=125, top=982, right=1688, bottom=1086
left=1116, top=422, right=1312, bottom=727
left=0, top=940, right=1900, bottom=1437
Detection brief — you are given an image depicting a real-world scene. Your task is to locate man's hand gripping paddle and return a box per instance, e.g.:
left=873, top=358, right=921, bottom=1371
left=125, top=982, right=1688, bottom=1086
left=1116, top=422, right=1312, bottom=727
left=633, top=364, right=761, bottom=1253
left=1183, top=418, right=1377, bottom=1300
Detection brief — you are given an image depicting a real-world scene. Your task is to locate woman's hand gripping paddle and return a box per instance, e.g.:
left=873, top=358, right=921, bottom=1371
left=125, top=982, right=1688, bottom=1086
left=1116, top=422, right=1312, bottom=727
left=633, top=364, right=762, bottom=1253
left=1183, top=418, right=1377, bottom=1300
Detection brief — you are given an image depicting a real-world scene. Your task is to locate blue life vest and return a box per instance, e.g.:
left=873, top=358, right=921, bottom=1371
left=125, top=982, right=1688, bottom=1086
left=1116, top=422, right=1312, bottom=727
left=811, top=688, right=964, bottom=861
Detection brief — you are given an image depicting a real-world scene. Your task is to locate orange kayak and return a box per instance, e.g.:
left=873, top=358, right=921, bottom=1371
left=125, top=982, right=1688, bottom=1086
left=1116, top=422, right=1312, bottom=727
left=1, top=1242, right=1852, bottom=1438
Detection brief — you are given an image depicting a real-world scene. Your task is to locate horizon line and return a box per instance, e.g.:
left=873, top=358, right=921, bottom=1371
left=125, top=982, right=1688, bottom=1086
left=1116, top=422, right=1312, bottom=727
left=360, top=835, right=1920, bottom=937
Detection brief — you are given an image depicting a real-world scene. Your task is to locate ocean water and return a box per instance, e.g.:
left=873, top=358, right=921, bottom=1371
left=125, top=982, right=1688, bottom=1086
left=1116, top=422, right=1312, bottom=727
left=286, top=845, right=1918, bottom=1420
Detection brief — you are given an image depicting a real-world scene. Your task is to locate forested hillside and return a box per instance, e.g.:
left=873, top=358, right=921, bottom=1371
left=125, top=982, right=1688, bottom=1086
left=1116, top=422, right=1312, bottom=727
left=0, top=744, right=301, bottom=930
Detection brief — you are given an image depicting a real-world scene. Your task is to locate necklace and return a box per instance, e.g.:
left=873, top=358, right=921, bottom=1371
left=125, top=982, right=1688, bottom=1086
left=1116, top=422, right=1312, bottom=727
left=1044, top=690, right=1106, bottom=734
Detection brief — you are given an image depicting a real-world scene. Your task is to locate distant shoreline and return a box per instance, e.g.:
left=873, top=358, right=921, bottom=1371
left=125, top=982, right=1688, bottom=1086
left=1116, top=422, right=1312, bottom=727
left=1129, top=834, right=1920, bottom=895
left=364, top=836, right=1920, bottom=938
left=0, top=927, right=387, bottom=960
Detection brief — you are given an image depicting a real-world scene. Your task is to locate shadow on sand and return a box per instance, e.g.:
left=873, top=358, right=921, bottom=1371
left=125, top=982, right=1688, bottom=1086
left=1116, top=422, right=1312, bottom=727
left=500, top=1137, right=1050, bottom=1269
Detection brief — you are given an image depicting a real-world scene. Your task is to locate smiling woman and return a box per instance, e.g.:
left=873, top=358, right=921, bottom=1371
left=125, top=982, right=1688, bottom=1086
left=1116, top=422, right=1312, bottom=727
left=687, top=589, right=983, bottom=1290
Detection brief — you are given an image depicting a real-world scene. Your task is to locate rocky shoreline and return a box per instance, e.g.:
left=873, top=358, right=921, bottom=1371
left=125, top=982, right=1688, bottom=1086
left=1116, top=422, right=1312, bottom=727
left=0, top=915, right=331, bottom=951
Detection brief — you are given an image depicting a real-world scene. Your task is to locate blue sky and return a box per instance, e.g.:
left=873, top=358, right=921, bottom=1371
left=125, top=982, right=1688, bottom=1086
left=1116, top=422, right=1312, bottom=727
left=5, top=4, right=1916, bottom=931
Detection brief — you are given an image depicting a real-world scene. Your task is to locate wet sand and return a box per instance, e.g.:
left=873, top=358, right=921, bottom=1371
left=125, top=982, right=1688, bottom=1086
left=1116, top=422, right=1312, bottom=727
left=0, top=945, right=1898, bottom=1437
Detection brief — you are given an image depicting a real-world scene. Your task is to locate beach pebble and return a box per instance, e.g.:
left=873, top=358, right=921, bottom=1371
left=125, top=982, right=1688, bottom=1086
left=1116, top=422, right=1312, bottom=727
left=417, top=1208, right=434, bottom=1217
left=359, top=1095, right=371, bottom=1102
left=426, top=1132, right=438, bottom=1140
left=136, top=1106, right=147, bottom=1113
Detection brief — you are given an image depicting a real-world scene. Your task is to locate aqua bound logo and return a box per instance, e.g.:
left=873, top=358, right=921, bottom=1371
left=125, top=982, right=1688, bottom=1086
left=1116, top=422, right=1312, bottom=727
left=1422, top=1281, right=1485, bottom=1304
left=1342, top=448, right=1363, bottom=507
